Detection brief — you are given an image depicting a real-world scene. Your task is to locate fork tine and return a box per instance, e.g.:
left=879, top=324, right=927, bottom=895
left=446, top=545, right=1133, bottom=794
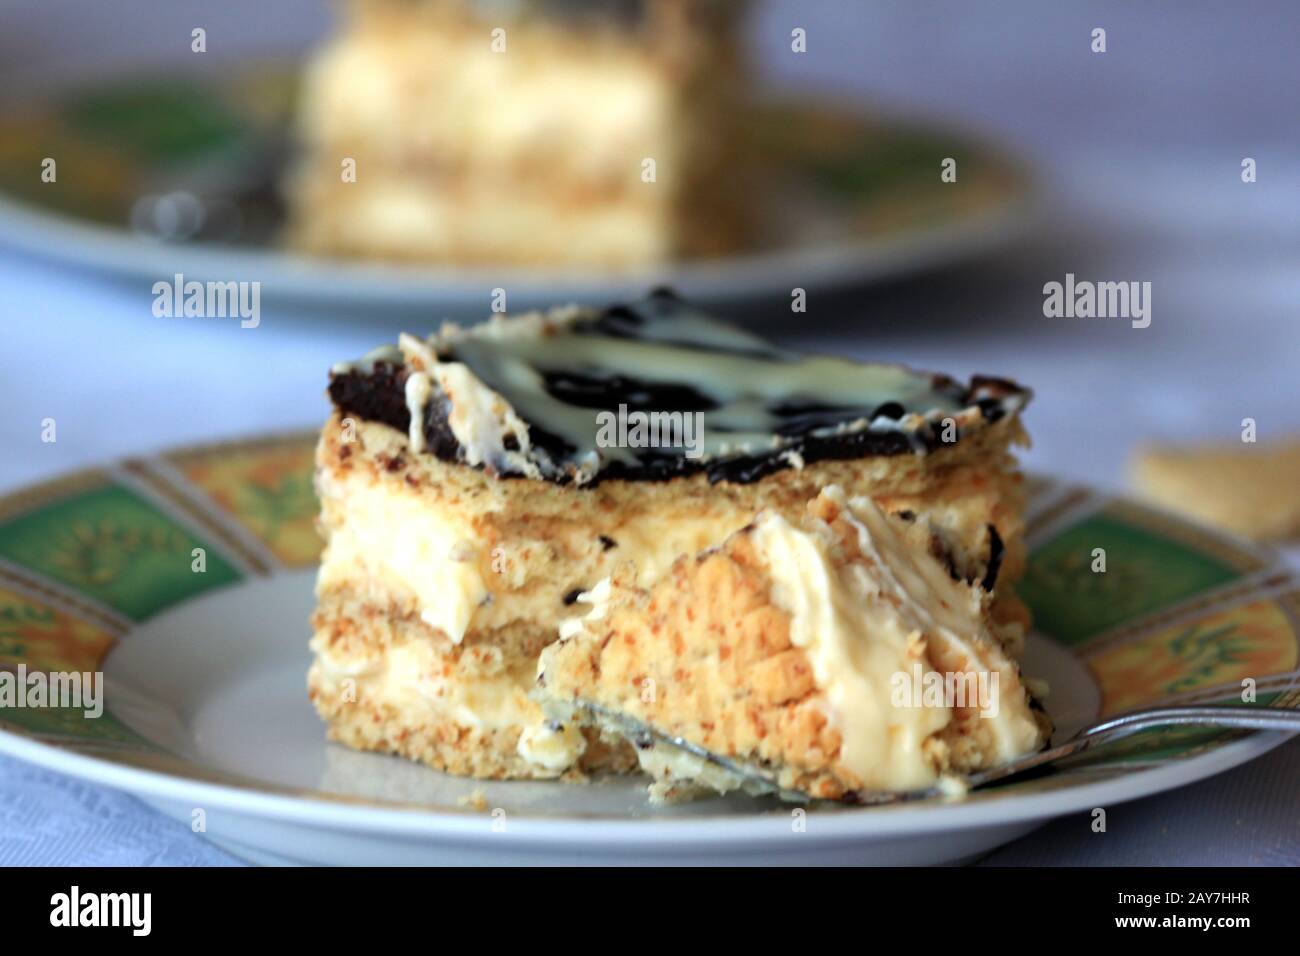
left=570, top=699, right=815, bottom=802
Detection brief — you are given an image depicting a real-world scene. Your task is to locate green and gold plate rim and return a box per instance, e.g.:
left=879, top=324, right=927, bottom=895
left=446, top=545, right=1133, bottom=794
left=0, top=430, right=1296, bottom=824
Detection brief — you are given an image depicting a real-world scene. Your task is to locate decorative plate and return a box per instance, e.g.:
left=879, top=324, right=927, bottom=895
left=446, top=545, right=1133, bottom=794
left=0, top=63, right=1034, bottom=318
left=0, top=434, right=1295, bottom=865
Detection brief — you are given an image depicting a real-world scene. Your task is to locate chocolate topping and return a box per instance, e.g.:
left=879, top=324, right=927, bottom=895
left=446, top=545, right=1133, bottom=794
left=328, top=292, right=1030, bottom=487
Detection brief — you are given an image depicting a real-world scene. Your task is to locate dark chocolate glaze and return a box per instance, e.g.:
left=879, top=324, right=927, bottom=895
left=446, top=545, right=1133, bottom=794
left=329, top=291, right=1030, bottom=488
left=328, top=361, right=411, bottom=434
left=981, top=525, right=1005, bottom=592
left=330, top=360, right=945, bottom=486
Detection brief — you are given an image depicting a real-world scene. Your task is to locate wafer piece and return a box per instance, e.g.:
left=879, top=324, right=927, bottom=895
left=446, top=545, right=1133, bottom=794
left=1132, top=439, right=1300, bottom=542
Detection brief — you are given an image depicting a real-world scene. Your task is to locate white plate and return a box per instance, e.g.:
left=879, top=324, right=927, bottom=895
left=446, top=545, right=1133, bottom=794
left=0, top=571, right=1285, bottom=866
left=0, top=436, right=1294, bottom=866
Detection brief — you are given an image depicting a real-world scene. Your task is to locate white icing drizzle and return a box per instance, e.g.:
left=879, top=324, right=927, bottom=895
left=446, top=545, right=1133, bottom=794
left=403, top=371, right=433, bottom=454
left=342, top=294, right=1026, bottom=484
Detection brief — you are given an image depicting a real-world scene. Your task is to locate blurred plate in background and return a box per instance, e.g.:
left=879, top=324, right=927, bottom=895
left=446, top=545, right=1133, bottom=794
left=0, top=64, right=1035, bottom=318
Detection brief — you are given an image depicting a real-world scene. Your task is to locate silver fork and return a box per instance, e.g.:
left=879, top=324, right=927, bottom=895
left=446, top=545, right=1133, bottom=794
left=950, top=704, right=1300, bottom=800
left=585, top=702, right=1300, bottom=805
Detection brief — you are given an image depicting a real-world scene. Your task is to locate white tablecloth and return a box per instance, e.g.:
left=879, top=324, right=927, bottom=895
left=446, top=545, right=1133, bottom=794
left=1, top=0, right=1297, bottom=865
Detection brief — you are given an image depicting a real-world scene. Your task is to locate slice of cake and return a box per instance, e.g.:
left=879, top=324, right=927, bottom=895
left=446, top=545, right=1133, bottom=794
left=284, top=0, right=751, bottom=266
left=536, top=487, right=1049, bottom=802
left=308, top=290, right=1034, bottom=781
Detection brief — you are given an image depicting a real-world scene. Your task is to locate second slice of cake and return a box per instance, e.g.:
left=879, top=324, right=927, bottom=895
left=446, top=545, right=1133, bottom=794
left=285, top=0, right=751, bottom=266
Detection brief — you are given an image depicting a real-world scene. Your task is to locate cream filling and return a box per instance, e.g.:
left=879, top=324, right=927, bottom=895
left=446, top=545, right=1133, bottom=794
left=317, top=479, right=487, bottom=643
left=515, top=721, right=587, bottom=774
left=312, top=639, right=537, bottom=732
left=300, top=28, right=674, bottom=183
left=313, top=637, right=584, bottom=775
left=834, top=489, right=1042, bottom=764
left=751, top=488, right=1040, bottom=791
left=556, top=578, right=613, bottom=641
left=751, top=509, right=948, bottom=791
left=320, top=449, right=745, bottom=639
left=299, top=182, right=672, bottom=265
